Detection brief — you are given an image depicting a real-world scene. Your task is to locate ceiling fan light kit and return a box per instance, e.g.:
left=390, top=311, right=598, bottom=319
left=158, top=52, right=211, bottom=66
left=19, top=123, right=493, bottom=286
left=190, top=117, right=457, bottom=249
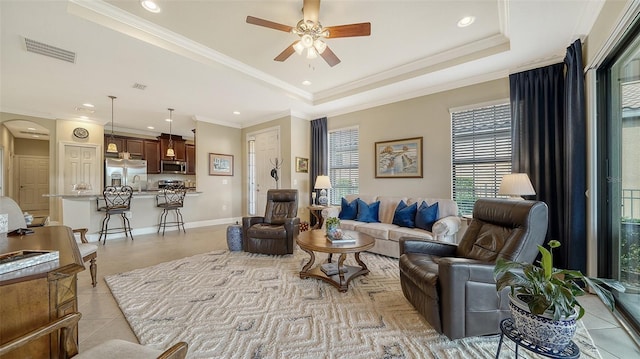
left=246, top=0, right=371, bottom=67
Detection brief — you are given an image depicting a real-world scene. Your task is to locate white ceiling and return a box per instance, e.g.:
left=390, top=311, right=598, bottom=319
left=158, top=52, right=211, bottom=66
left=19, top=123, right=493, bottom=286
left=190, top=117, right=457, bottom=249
left=0, top=0, right=605, bottom=138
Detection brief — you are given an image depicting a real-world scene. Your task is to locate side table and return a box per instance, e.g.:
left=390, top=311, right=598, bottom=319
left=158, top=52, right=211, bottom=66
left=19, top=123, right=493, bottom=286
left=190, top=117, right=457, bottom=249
left=495, top=318, right=580, bottom=359
left=308, top=205, right=326, bottom=229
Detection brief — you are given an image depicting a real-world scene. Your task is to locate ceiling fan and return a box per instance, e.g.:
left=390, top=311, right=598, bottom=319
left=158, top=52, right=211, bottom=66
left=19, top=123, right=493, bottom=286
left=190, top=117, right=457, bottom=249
left=246, top=0, right=371, bottom=67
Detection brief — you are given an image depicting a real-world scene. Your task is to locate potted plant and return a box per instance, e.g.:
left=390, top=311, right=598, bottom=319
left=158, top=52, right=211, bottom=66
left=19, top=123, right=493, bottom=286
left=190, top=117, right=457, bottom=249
left=325, top=217, right=343, bottom=239
left=494, top=240, right=625, bottom=351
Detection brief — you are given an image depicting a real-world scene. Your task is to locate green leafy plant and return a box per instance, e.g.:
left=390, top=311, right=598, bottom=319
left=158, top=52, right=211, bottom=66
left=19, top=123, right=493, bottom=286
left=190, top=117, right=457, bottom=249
left=494, top=240, right=625, bottom=320
left=325, top=217, right=341, bottom=228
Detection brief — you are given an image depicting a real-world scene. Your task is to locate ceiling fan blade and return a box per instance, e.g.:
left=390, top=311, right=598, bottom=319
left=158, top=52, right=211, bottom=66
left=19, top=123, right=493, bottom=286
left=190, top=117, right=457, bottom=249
left=246, top=16, right=293, bottom=33
left=320, top=46, right=341, bottom=67
left=303, top=0, right=320, bottom=24
left=325, top=23, right=371, bottom=38
left=274, top=43, right=297, bottom=62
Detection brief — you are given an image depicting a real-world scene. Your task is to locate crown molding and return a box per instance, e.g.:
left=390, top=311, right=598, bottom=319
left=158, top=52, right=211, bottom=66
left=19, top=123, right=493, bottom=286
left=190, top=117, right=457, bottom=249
left=67, top=0, right=313, bottom=104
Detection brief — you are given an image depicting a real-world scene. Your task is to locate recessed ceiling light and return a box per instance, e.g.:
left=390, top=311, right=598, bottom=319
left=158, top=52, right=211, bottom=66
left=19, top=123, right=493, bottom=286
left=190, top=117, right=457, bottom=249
left=32, top=135, right=40, bottom=138
left=82, top=103, right=94, bottom=108
left=233, top=111, right=241, bottom=115
left=457, top=16, right=475, bottom=28
left=147, top=126, right=155, bottom=130
left=27, top=127, right=36, bottom=131
left=140, top=0, right=161, bottom=13
left=302, top=80, right=312, bottom=86
left=165, top=118, right=172, bottom=122
left=79, top=116, right=88, bottom=120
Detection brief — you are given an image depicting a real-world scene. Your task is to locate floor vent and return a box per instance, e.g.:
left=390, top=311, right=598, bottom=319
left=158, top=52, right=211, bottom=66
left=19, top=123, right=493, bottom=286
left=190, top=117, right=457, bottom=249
left=24, top=38, right=76, bottom=63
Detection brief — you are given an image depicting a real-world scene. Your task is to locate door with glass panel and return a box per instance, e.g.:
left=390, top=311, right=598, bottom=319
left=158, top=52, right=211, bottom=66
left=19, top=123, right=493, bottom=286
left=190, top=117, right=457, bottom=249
left=602, top=31, right=640, bottom=334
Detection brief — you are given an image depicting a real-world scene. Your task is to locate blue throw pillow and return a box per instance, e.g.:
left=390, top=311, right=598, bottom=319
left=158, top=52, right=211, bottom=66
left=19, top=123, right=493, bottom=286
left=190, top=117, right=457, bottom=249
left=392, top=200, right=417, bottom=228
left=415, top=201, right=439, bottom=231
left=356, top=199, right=380, bottom=223
left=338, top=197, right=358, bottom=220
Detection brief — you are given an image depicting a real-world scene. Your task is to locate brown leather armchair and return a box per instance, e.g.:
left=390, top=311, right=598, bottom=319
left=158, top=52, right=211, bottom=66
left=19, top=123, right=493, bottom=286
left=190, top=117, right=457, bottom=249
left=242, top=189, right=300, bottom=255
left=399, top=198, right=548, bottom=339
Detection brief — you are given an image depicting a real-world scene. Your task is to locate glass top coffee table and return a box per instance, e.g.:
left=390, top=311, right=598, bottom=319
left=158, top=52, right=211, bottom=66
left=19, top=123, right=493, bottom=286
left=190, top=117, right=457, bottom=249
left=296, top=229, right=375, bottom=292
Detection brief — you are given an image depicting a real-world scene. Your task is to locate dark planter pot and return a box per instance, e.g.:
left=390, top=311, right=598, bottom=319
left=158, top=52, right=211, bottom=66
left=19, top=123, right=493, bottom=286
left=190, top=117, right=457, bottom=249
left=509, top=293, right=578, bottom=351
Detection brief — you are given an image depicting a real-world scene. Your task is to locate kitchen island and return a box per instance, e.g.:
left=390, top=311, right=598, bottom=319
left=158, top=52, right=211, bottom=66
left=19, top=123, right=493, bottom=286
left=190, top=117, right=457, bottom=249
left=46, top=190, right=206, bottom=242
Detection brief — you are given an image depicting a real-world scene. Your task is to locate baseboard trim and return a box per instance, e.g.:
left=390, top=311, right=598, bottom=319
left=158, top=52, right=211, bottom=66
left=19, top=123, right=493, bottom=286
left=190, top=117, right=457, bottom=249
left=86, top=217, right=242, bottom=242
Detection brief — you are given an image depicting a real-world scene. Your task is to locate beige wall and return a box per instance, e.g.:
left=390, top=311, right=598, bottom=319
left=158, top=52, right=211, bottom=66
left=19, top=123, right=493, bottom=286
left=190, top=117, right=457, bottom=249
left=14, top=138, right=49, bottom=156
left=328, top=78, right=510, bottom=199
left=0, top=123, right=15, bottom=198
left=194, top=121, right=243, bottom=221
left=240, top=115, right=311, bottom=219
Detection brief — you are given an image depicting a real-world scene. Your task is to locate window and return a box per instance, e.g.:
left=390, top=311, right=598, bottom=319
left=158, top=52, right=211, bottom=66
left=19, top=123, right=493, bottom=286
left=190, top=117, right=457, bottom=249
left=328, top=127, right=359, bottom=205
left=451, top=103, right=512, bottom=215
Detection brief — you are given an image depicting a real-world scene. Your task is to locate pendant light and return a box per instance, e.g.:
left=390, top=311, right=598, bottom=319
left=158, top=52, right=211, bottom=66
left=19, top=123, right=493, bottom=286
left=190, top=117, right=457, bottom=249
left=106, top=95, right=118, bottom=153
left=166, top=108, right=175, bottom=158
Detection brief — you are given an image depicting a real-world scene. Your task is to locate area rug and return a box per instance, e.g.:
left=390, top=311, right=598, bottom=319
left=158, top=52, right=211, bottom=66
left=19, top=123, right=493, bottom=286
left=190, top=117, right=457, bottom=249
left=105, top=250, right=601, bottom=359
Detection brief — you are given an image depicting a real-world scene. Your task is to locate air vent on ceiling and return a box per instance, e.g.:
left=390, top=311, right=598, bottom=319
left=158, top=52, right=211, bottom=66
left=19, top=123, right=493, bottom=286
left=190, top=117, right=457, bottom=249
left=75, top=106, right=95, bottom=114
left=132, top=83, right=147, bottom=90
left=20, top=131, right=49, bottom=136
left=24, top=38, right=76, bottom=63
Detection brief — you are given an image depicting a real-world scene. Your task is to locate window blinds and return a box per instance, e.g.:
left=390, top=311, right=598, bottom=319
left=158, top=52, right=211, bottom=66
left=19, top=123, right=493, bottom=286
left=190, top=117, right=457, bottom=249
left=451, top=104, right=512, bottom=215
left=329, top=127, right=359, bottom=206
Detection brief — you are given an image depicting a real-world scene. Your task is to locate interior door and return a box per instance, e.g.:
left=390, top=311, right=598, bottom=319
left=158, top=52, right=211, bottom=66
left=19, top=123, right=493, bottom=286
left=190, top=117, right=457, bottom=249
left=16, top=156, right=49, bottom=211
left=252, top=128, right=280, bottom=216
left=63, top=145, right=99, bottom=194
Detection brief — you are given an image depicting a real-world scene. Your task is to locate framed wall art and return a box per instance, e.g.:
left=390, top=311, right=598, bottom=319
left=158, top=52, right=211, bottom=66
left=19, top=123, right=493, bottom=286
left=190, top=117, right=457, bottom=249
left=209, top=153, right=234, bottom=176
left=375, top=137, right=423, bottom=178
left=295, top=157, right=309, bottom=173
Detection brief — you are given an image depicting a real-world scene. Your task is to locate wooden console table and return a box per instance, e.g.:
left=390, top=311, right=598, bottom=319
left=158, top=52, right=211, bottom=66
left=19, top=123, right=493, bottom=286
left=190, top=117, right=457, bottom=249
left=0, top=226, right=85, bottom=359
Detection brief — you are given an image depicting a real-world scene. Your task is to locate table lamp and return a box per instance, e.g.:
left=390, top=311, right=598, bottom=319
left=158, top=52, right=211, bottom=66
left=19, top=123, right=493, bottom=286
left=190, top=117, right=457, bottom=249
left=314, top=175, right=332, bottom=206
left=498, top=173, right=536, bottom=200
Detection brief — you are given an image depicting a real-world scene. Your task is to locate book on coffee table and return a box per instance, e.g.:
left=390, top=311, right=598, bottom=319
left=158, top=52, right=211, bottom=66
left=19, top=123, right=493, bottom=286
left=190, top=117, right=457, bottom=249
left=327, top=234, right=356, bottom=244
left=320, top=263, right=346, bottom=275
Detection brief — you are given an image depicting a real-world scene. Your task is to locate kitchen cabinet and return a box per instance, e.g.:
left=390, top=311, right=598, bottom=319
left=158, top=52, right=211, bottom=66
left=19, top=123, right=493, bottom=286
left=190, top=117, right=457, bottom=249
left=186, top=144, right=196, bottom=175
left=104, top=136, right=124, bottom=157
left=125, top=139, right=144, bottom=158
left=160, top=138, right=186, bottom=161
left=144, top=140, right=161, bottom=174
left=103, top=137, right=143, bottom=158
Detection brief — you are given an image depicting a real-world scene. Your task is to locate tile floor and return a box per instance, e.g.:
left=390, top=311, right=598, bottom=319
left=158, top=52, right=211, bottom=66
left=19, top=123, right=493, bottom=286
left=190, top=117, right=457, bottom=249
left=76, top=225, right=640, bottom=358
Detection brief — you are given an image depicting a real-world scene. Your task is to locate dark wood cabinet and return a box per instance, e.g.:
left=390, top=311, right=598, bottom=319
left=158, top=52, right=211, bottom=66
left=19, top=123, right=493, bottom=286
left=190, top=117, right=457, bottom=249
left=104, top=136, right=124, bottom=157
left=160, top=138, right=186, bottom=161
left=143, top=140, right=161, bottom=174
left=125, top=139, right=144, bottom=158
left=186, top=144, right=196, bottom=175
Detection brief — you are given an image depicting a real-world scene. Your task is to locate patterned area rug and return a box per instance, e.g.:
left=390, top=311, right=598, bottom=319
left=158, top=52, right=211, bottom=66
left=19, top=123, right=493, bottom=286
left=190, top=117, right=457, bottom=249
left=105, top=250, right=601, bottom=359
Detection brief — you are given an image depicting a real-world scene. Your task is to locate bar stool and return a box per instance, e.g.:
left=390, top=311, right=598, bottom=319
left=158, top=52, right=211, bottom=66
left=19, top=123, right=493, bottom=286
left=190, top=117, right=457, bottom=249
left=156, top=185, right=186, bottom=235
left=97, top=186, right=134, bottom=245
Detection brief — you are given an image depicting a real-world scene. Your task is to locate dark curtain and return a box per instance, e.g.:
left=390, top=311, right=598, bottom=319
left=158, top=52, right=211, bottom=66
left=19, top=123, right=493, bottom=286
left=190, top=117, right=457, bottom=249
left=310, top=117, right=328, bottom=226
left=509, top=40, right=587, bottom=271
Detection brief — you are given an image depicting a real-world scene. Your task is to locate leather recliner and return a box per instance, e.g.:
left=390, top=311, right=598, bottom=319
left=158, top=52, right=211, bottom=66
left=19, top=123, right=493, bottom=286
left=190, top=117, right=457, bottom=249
left=399, top=198, right=549, bottom=339
left=242, top=189, right=300, bottom=255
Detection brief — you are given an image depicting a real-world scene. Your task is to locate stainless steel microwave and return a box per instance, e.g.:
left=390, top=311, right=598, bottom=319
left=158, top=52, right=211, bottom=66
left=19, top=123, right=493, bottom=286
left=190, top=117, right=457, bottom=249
left=160, top=160, right=187, bottom=174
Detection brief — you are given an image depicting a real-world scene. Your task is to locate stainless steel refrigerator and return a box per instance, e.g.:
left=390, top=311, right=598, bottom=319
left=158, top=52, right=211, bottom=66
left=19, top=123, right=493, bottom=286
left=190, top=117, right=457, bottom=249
left=105, top=159, right=148, bottom=190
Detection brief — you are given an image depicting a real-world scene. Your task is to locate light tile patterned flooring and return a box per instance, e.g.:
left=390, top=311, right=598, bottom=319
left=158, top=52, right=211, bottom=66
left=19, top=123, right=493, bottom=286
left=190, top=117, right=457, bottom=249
left=77, top=225, right=640, bottom=358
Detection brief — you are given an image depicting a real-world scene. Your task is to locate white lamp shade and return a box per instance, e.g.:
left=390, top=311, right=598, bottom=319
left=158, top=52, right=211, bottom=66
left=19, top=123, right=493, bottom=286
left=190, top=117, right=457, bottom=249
left=314, top=175, right=332, bottom=189
left=498, top=173, right=536, bottom=197
left=166, top=148, right=175, bottom=157
left=106, top=142, right=118, bottom=153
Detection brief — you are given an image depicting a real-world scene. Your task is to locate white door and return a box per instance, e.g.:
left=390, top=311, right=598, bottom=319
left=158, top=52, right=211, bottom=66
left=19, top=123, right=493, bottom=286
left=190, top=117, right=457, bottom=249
left=63, top=145, right=99, bottom=194
left=251, top=128, right=280, bottom=216
left=16, top=156, right=49, bottom=211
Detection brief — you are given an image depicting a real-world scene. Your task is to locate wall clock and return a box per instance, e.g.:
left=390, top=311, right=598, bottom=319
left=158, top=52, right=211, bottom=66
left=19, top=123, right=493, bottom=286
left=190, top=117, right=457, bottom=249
left=73, top=127, right=89, bottom=139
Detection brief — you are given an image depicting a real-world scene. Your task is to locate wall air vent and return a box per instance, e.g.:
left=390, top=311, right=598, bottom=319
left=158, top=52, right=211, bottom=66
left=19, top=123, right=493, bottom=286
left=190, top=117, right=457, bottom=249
left=132, top=83, right=147, bottom=90
left=24, top=38, right=76, bottom=63
left=19, top=131, right=49, bottom=136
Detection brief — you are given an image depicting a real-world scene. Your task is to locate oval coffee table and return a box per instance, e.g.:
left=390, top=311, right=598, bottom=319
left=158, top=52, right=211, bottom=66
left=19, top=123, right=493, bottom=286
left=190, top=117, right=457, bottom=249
left=296, top=229, right=375, bottom=292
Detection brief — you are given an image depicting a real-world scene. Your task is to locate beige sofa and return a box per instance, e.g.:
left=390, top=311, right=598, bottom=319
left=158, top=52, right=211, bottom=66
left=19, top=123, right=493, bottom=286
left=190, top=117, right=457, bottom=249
left=322, top=194, right=461, bottom=258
